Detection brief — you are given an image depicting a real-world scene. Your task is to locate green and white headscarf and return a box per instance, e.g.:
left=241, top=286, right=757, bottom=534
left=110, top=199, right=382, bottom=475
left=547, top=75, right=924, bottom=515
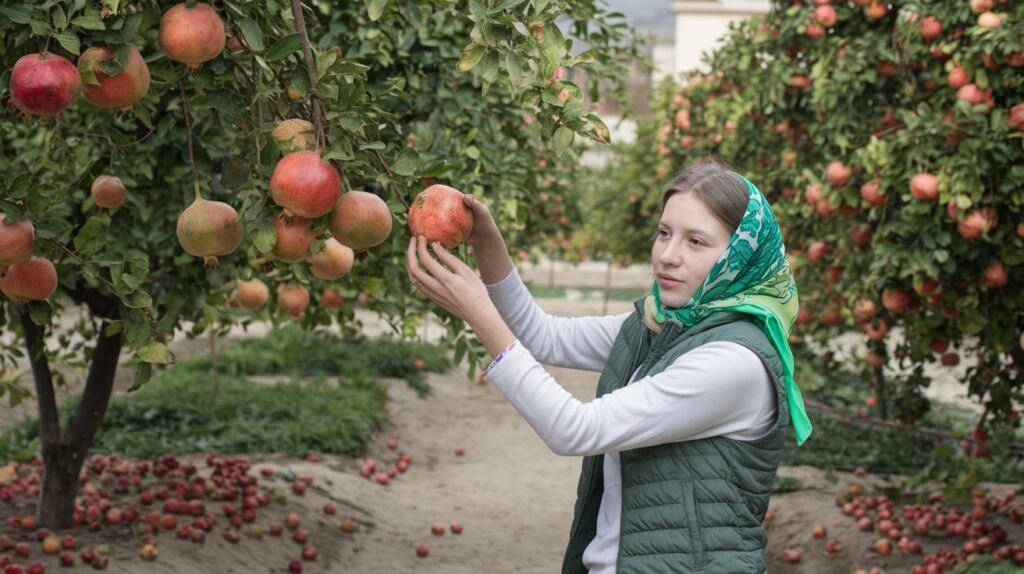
left=642, top=173, right=812, bottom=446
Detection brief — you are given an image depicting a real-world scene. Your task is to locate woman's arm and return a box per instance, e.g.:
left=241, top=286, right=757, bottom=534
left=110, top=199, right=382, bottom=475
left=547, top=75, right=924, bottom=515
left=433, top=195, right=628, bottom=371
left=486, top=268, right=630, bottom=371
left=485, top=340, right=778, bottom=456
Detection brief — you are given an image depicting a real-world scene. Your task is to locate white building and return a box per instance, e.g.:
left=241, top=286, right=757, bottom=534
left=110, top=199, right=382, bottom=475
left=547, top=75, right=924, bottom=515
left=656, top=0, right=770, bottom=82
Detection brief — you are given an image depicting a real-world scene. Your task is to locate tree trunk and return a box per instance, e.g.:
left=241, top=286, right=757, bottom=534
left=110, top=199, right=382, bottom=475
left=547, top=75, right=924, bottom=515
left=20, top=306, right=124, bottom=529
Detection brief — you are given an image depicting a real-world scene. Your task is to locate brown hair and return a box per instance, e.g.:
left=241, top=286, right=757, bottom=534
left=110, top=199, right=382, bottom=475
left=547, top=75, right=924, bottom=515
left=660, top=158, right=748, bottom=233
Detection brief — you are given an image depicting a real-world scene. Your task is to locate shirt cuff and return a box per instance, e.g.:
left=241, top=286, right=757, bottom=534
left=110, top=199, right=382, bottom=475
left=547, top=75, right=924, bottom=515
left=484, top=266, right=521, bottom=293
left=484, top=339, right=519, bottom=376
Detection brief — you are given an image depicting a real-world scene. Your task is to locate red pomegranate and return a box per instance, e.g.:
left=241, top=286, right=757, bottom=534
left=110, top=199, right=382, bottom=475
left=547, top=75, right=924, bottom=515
left=910, top=173, right=938, bottom=201
left=864, top=0, right=887, bottom=21
left=860, top=180, right=886, bottom=206
left=176, top=197, right=243, bottom=268
left=807, top=241, right=830, bottom=263
left=0, top=258, right=58, bottom=302
left=981, top=261, right=1007, bottom=288
left=958, top=209, right=997, bottom=239
left=826, top=161, right=852, bottom=187
left=310, top=238, right=354, bottom=280
left=328, top=191, right=393, bottom=251
left=805, top=183, right=823, bottom=205
left=920, top=16, right=942, bottom=42
left=1010, top=103, right=1024, bottom=132
left=270, top=151, right=341, bottom=219
left=854, top=300, right=877, bottom=322
left=0, top=214, right=36, bottom=275
left=10, top=52, right=82, bottom=117
left=91, top=175, right=127, bottom=209
left=882, top=288, right=911, bottom=312
left=272, top=215, right=319, bottom=263
left=321, top=286, right=343, bottom=310
left=814, top=5, right=837, bottom=27
left=276, top=285, right=309, bottom=318
left=159, top=3, right=225, bottom=66
left=970, top=0, right=994, bottom=12
left=407, top=185, right=474, bottom=249
left=230, top=279, right=269, bottom=310
left=78, top=45, right=150, bottom=109
left=956, top=84, right=988, bottom=105
left=851, top=223, right=873, bottom=245
left=947, top=66, right=969, bottom=89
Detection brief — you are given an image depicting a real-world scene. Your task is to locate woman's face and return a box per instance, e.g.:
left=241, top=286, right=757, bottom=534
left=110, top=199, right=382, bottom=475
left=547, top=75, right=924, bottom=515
left=651, top=192, right=735, bottom=308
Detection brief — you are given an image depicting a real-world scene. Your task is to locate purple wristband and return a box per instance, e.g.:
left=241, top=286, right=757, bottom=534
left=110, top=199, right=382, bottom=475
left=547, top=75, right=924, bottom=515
left=484, top=340, right=518, bottom=375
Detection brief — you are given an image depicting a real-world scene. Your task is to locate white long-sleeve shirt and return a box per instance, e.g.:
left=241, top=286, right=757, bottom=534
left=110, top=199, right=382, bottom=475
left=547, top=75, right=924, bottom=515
left=484, top=268, right=777, bottom=574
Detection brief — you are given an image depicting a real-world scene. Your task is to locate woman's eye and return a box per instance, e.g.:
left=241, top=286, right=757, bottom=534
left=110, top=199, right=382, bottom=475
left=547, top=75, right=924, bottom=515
left=689, top=238, right=704, bottom=246
left=657, top=229, right=669, bottom=237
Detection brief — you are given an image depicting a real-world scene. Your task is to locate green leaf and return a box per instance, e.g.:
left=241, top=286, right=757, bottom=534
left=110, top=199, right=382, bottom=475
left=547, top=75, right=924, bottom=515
left=479, top=51, right=500, bottom=84
left=51, top=30, right=80, bottom=55
left=239, top=17, right=264, bottom=52
left=584, top=113, right=611, bottom=144
left=457, top=44, right=486, bottom=72
left=552, top=126, right=574, bottom=157
left=138, top=341, right=174, bottom=364
left=130, top=362, right=152, bottom=391
left=0, top=7, right=32, bottom=24
left=392, top=149, right=420, bottom=176
left=102, top=0, right=120, bottom=15
left=51, top=5, right=67, bottom=31
left=365, top=0, right=390, bottom=21
left=71, top=11, right=106, bottom=31
left=358, top=141, right=385, bottom=151
left=539, top=23, right=567, bottom=80
left=73, top=215, right=110, bottom=256
left=314, top=48, right=338, bottom=79
left=27, top=301, right=53, bottom=326
left=253, top=228, right=277, bottom=254
left=267, top=33, right=302, bottom=62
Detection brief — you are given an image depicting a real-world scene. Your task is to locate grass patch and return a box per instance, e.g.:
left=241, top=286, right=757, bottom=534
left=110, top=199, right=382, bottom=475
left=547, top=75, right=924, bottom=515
left=0, top=327, right=450, bottom=463
left=771, top=476, right=804, bottom=494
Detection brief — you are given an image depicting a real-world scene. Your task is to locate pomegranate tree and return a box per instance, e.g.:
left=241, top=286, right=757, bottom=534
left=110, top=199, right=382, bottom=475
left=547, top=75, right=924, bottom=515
left=0, top=0, right=637, bottom=530
left=586, top=0, right=1022, bottom=437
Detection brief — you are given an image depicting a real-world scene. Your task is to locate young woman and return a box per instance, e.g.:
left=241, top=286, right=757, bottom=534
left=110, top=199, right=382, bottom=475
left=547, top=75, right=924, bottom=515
left=406, top=160, right=812, bottom=574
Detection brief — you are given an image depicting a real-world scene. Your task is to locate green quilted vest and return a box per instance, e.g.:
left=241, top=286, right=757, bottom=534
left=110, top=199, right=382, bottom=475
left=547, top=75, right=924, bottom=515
left=560, top=301, right=789, bottom=574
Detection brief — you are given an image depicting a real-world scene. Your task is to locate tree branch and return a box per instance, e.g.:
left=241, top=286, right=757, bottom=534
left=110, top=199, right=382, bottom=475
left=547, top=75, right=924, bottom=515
left=291, top=0, right=325, bottom=149
left=178, top=80, right=201, bottom=200
left=18, top=309, right=60, bottom=446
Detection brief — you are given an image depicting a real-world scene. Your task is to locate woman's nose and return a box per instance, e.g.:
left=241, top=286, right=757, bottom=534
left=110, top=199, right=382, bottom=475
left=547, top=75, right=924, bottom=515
left=658, top=240, right=684, bottom=266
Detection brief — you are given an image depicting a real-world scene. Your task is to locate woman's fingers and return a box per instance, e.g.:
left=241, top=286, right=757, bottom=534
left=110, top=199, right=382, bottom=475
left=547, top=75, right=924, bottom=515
left=430, top=242, right=475, bottom=277
left=407, top=237, right=443, bottom=294
left=416, top=236, right=456, bottom=279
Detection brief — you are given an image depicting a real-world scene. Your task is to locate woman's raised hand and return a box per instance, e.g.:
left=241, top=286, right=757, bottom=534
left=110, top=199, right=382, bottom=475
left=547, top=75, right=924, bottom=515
left=461, top=194, right=513, bottom=284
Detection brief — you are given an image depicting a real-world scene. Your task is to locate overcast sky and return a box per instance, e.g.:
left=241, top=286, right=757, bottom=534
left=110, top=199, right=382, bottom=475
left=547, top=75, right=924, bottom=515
left=605, top=0, right=675, bottom=36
